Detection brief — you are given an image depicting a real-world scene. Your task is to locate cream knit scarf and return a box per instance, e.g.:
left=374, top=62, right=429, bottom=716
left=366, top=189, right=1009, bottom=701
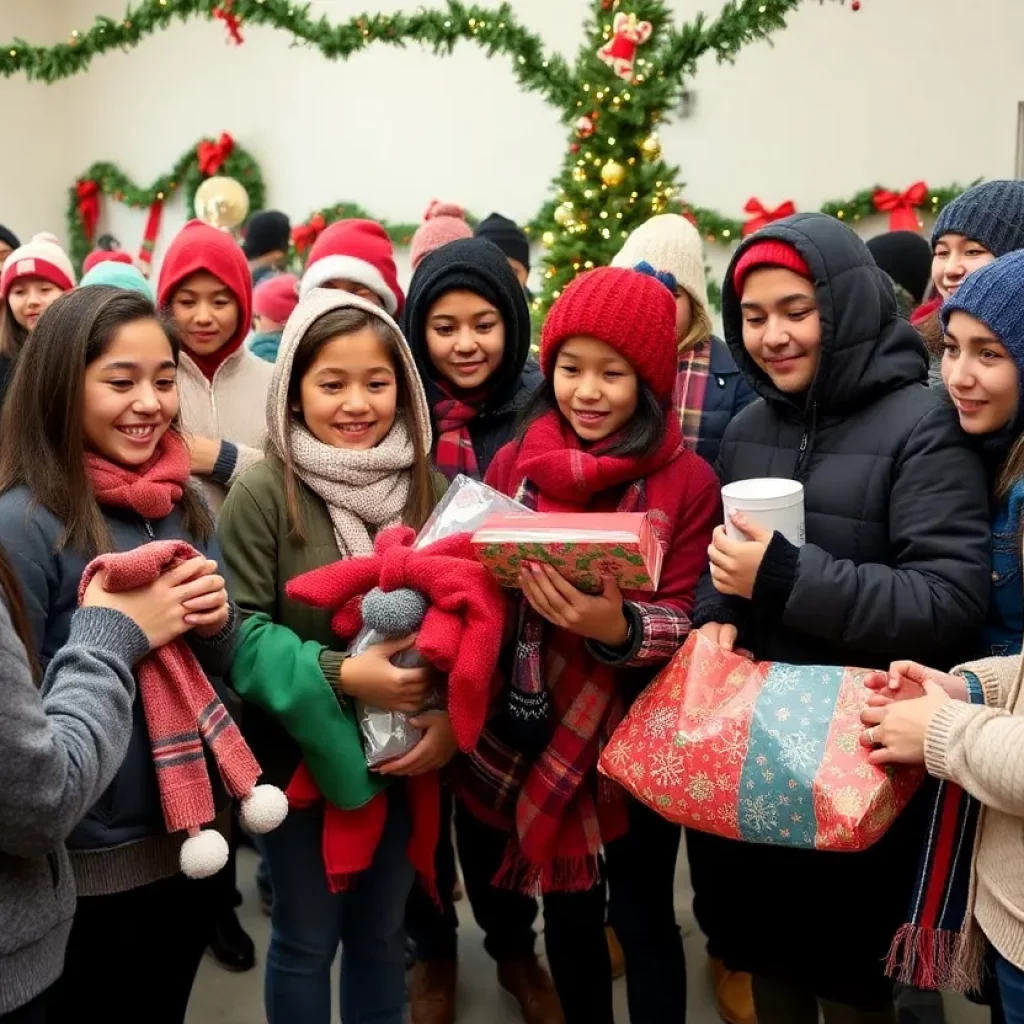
left=288, top=414, right=414, bottom=556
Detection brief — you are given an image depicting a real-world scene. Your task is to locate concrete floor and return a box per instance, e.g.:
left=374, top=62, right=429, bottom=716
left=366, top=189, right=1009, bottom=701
left=187, top=848, right=990, bottom=1023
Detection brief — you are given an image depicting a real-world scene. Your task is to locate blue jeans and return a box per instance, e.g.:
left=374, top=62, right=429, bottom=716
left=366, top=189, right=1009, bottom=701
left=997, top=956, right=1024, bottom=1024
left=261, top=795, right=414, bottom=1024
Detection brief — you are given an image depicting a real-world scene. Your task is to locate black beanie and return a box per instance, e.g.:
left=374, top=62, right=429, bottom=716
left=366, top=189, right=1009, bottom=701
left=0, top=225, right=20, bottom=251
left=866, top=230, right=933, bottom=304
left=403, top=237, right=531, bottom=407
left=243, top=210, right=291, bottom=260
left=474, top=212, right=530, bottom=271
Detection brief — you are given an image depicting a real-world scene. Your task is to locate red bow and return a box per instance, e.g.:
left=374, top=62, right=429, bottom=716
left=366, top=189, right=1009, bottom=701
left=213, top=1, right=244, bottom=45
left=742, top=197, right=796, bottom=237
left=286, top=526, right=507, bottom=753
left=76, top=180, right=100, bottom=241
left=292, top=213, right=326, bottom=254
left=873, top=181, right=928, bottom=232
left=197, top=132, right=234, bottom=177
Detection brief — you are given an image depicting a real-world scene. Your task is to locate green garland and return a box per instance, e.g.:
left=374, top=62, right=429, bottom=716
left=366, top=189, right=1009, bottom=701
left=67, top=135, right=265, bottom=270
left=31, top=0, right=956, bottom=314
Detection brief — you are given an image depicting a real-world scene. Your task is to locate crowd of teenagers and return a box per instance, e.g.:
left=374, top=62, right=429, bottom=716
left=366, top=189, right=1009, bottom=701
left=3, top=178, right=1024, bottom=1024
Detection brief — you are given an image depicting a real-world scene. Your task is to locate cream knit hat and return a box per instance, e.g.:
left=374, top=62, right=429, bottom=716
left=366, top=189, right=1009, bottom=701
left=267, top=288, right=432, bottom=459
left=612, top=214, right=708, bottom=314
left=1, top=232, right=76, bottom=298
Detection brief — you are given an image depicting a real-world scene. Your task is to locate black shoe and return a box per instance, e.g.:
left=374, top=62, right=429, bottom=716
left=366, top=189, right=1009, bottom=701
left=208, top=909, right=256, bottom=973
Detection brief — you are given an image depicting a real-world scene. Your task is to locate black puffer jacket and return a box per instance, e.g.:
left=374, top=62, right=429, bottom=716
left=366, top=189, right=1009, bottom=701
left=403, top=237, right=540, bottom=478
left=690, top=214, right=991, bottom=1007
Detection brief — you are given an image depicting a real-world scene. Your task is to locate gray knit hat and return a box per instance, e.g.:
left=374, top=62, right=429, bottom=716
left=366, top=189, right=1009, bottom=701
left=931, top=180, right=1024, bottom=257
left=941, top=249, right=1024, bottom=406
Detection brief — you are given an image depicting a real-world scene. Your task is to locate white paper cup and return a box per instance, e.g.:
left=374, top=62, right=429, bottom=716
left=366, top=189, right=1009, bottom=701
left=721, top=478, right=805, bottom=546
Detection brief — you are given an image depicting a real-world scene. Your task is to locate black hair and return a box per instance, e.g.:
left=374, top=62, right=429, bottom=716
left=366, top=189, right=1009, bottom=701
left=516, top=374, right=666, bottom=458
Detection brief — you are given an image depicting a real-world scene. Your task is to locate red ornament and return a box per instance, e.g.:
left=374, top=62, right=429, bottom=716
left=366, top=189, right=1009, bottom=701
left=292, top=214, right=327, bottom=255
left=197, top=132, right=235, bottom=177
left=575, top=115, right=595, bottom=139
left=851, top=0, right=860, bottom=9
left=213, top=0, right=244, bottom=45
left=597, top=12, right=653, bottom=82
left=742, top=197, right=797, bottom=237
left=872, top=181, right=928, bottom=232
left=601, top=0, right=613, bottom=8
left=75, top=180, right=101, bottom=242
left=570, top=143, right=581, bottom=154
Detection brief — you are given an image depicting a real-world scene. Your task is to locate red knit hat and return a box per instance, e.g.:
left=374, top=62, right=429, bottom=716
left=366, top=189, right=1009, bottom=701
left=253, top=273, right=300, bottom=325
left=540, top=266, right=677, bottom=402
left=83, top=249, right=134, bottom=275
left=732, top=240, right=811, bottom=293
left=299, top=219, right=405, bottom=317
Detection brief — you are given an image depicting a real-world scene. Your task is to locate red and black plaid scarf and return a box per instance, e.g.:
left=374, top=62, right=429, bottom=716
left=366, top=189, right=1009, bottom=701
left=459, top=411, right=683, bottom=894
left=432, top=383, right=484, bottom=482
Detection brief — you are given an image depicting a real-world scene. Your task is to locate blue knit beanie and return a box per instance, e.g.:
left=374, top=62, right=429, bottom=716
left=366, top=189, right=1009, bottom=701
left=80, top=260, right=154, bottom=301
left=932, top=181, right=1024, bottom=257
left=941, top=250, right=1024, bottom=405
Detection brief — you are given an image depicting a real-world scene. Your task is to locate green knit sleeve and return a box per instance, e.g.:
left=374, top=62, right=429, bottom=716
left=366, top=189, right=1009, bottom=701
left=232, top=614, right=384, bottom=810
left=219, top=469, right=384, bottom=810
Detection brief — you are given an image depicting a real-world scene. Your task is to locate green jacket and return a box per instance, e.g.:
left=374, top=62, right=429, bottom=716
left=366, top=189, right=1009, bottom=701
left=219, top=455, right=444, bottom=809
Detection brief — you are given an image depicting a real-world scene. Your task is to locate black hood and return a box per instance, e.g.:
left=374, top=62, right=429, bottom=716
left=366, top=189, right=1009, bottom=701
left=723, top=213, right=928, bottom=416
left=402, top=237, right=532, bottom=410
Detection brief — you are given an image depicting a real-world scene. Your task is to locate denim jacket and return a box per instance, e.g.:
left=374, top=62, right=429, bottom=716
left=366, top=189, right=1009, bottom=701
left=982, top=477, right=1024, bottom=657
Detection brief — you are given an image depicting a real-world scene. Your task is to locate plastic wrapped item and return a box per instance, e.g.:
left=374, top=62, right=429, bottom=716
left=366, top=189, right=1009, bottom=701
left=351, top=475, right=532, bottom=766
left=600, top=631, right=924, bottom=852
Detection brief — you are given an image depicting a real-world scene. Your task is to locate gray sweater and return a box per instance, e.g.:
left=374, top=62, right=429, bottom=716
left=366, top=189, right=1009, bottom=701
left=0, top=603, right=147, bottom=1015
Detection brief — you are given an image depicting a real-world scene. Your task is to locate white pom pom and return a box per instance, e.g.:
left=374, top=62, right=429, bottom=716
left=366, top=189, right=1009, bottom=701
left=240, top=784, right=289, bottom=835
left=179, top=829, right=229, bottom=879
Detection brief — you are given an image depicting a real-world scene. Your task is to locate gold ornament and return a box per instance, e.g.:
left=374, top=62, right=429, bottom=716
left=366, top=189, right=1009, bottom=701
left=640, top=134, right=662, bottom=161
left=601, top=160, right=626, bottom=187
left=553, top=202, right=576, bottom=227
left=572, top=165, right=587, bottom=184
left=193, top=176, right=250, bottom=230
left=542, top=230, right=556, bottom=247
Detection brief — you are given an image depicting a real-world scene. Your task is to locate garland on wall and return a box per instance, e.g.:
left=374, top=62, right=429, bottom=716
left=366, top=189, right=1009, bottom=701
left=68, top=132, right=264, bottom=271
left=24, top=0, right=933, bottom=313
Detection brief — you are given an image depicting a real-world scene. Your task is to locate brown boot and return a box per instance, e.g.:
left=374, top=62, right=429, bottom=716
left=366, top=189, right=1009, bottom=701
left=709, top=957, right=757, bottom=1024
left=409, top=958, right=457, bottom=1024
left=606, top=925, right=625, bottom=980
left=498, top=954, right=566, bottom=1024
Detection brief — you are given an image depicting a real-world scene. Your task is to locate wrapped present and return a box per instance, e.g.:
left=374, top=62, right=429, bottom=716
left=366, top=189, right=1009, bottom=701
left=472, top=511, right=663, bottom=593
left=599, top=631, right=923, bottom=852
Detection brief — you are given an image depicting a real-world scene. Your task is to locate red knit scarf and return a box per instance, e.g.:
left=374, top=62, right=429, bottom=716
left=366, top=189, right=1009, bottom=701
left=461, top=411, right=685, bottom=893
left=86, top=430, right=190, bottom=519
left=432, top=383, right=484, bottom=482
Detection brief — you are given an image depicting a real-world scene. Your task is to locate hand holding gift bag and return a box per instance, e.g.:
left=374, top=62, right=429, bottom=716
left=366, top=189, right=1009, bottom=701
left=599, top=631, right=923, bottom=852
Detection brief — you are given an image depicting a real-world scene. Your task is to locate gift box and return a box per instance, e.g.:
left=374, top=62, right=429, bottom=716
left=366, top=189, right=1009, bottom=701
left=471, top=511, right=663, bottom=593
left=599, top=632, right=923, bottom=852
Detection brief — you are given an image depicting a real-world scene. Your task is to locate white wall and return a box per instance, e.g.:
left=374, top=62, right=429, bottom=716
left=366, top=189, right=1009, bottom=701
left=3, top=0, right=1024, bottom=289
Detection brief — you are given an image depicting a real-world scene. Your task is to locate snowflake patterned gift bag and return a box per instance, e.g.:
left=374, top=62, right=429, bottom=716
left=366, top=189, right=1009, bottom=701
left=599, top=631, right=923, bottom=852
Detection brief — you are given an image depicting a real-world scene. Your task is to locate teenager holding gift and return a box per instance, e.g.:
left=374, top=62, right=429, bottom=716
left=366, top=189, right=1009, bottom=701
left=402, top=236, right=556, bottom=1024
left=460, top=265, right=721, bottom=1024
left=692, top=212, right=991, bottom=1023
left=218, top=288, right=452, bottom=1024
left=0, top=286, right=237, bottom=1022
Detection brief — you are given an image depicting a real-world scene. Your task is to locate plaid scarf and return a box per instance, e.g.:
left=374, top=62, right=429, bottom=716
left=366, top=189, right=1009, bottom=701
left=673, top=341, right=711, bottom=452
left=432, top=383, right=484, bottom=482
left=460, top=410, right=684, bottom=894
left=886, top=671, right=987, bottom=992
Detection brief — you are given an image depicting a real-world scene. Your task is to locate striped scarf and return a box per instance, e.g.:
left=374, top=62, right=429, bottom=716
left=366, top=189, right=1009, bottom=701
left=673, top=341, right=711, bottom=452
left=432, top=383, right=483, bottom=482
left=886, top=671, right=986, bottom=992
left=459, top=411, right=683, bottom=894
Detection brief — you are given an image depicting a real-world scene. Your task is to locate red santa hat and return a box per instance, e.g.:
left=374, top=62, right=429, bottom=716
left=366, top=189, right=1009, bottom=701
left=299, top=219, right=404, bottom=316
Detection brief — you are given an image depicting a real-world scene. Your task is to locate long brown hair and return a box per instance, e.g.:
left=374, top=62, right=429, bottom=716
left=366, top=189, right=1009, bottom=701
left=0, top=549, right=38, bottom=683
left=0, top=286, right=212, bottom=554
left=0, top=301, right=28, bottom=359
left=281, top=306, right=435, bottom=540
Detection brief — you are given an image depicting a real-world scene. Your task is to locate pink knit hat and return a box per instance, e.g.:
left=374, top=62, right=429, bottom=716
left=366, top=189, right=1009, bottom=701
left=253, top=273, right=300, bottom=325
left=409, top=200, right=473, bottom=271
